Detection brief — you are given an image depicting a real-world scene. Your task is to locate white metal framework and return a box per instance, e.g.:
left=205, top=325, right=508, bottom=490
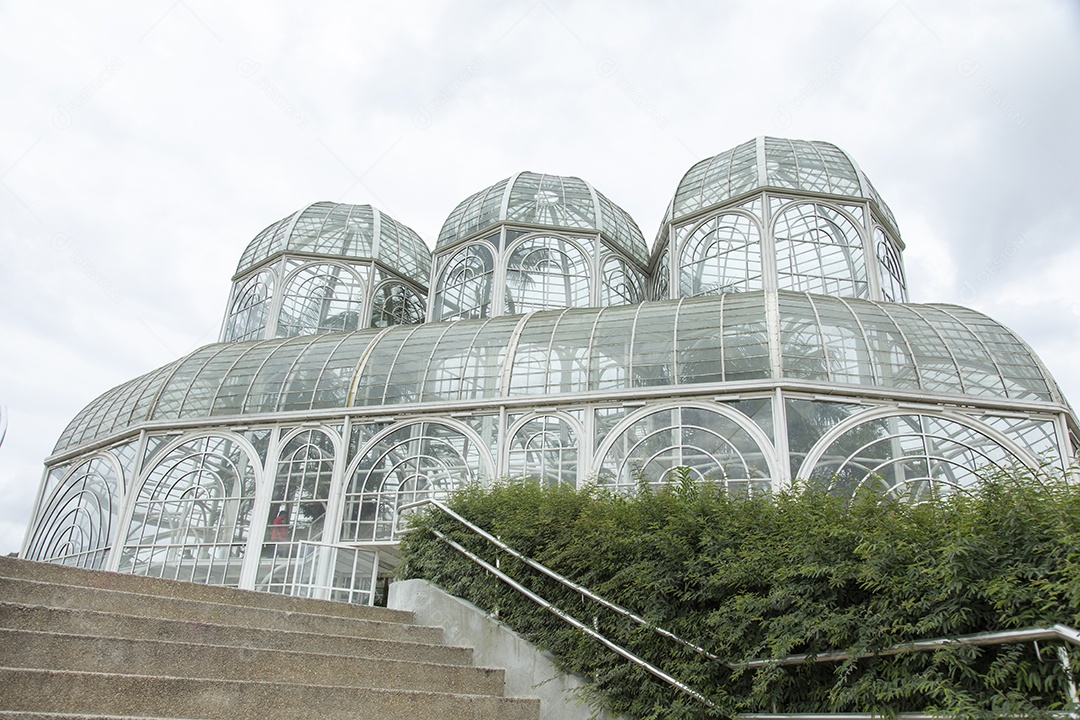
left=24, top=136, right=1078, bottom=605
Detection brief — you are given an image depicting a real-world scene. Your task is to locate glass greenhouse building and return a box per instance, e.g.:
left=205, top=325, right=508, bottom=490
left=22, top=137, right=1079, bottom=604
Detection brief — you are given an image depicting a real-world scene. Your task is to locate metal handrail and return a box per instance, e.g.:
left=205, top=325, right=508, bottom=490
left=396, top=498, right=1080, bottom=710
left=735, top=624, right=1080, bottom=668
left=397, top=498, right=719, bottom=660
left=397, top=498, right=715, bottom=706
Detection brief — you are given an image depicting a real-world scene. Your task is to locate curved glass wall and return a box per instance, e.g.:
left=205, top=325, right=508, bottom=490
left=774, top=202, right=868, bottom=298
left=257, top=428, right=336, bottom=595
left=504, top=235, right=591, bottom=314
left=598, top=406, right=772, bottom=493
left=54, top=292, right=1065, bottom=456
left=277, top=263, right=366, bottom=337
left=340, top=422, right=487, bottom=543
left=679, top=212, right=762, bottom=296
left=24, top=456, right=120, bottom=569
left=118, top=435, right=258, bottom=586
left=222, top=271, right=274, bottom=342
left=432, top=243, right=495, bottom=321
left=507, top=415, right=578, bottom=486
left=807, top=414, right=1025, bottom=501
left=370, top=282, right=426, bottom=328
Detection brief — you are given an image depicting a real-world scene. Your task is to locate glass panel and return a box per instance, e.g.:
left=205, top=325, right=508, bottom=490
left=256, top=429, right=336, bottom=596
left=785, top=398, right=863, bottom=480
left=774, top=202, right=868, bottom=299
left=222, top=271, right=274, bottom=342
left=981, top=414, right=1063, bottom=469
left=601, top=255, right=644, bottom=307
left=599, top=406, right=770, bottom=494
left=432, top=243, right=495, bottom=321
left=507, top=416, right=578, bottom=486
left=24, top=457, right=120, bottom=570
left=721, top=292, right=771, bottom=381
left=119, top=435, right=258, bottom=587
left=276, top=263, right=366, bottom=337
left=370, top=282, right=426, bottom=328
left=341, top=423, right=484, bottom=543
left=876, top=228, right=907, bottom=302
left=678, top=212, right=762, bottom=297
left=504, top=235, right=591, bottom=314
left=810, top=414, right=1024, bottom=501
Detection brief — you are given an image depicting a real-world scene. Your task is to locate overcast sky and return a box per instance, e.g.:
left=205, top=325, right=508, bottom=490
left=1, top=1, right=1078, bottom=555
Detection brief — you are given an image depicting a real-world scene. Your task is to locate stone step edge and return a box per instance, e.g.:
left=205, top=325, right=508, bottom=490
left=0, top=557, right=411, bottom=624
left=0, top=627, right=504, bottom=683
left=0, top=713, right=213, bottom=720
left=0, top=577, right=439, bottom=638
left=0, top=601, right=473, bottom=664
left=0, top=666, right=534, bottom=705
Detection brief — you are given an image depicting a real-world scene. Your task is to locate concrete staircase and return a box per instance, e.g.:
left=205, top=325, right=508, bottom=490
left=0, top=556, right=540, bottom=719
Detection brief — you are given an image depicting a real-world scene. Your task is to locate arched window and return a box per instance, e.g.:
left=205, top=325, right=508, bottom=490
left=257, top=429, right=336, bottom=596
left=599, top=406, right=771, bottom=493
left=370, top=282, right=426, bottom=328
left=508, top=416, right=577, bottom=486
left=876, top=228, right=907, bottom=302
left=24, top=456, right=119, bottom=569
left=774, top=203, right=868, bottom=298
left=119, top=435, right=258, bottom=587
left=504, top=236, right=591, bottom=314
left=678, top=213, right=761, bottom=296
left=277, top=263, right=365, bottom=337
left=601, top=256, right=644, bottom=307
left=433, top=244, right=495, bottom=321
left=807, top=414, right=1026, bottom=501
left=341, top=422, right=485, bottom=542
left=222, top=271, right=273, bottom=342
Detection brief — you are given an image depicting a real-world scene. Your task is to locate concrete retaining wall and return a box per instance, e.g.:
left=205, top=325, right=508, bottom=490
left=389, top=578, right=621, bottom=720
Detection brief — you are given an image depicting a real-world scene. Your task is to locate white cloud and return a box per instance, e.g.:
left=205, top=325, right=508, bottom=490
left=1, top=0, right=1078, bottom=553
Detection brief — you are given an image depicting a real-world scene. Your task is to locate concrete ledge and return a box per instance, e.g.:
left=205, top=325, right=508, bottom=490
left=389, top=579, right=621, bottom=720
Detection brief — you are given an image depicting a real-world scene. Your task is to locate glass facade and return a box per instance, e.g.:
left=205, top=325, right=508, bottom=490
left=25, top=136, right=1077, bottom=605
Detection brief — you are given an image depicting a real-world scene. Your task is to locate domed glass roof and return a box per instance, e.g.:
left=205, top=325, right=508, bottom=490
left=53, top=291, right=1065, bottom=456
left=437, top=171, right=648, bottom=264
left=235, top=202, right=431, bottom=285
left=665, top=137, right=899, bottom=232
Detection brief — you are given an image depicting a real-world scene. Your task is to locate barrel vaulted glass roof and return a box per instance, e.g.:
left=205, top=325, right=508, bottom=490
left=665, top=137, right=899, bottom=233
left=54, top=292, right=1064, bottom=456
left=235, top=202, right=432, bottom=285
left=437, top=171, right=648, bottom=264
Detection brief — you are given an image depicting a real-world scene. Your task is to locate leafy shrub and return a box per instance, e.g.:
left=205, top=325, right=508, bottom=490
left=398, top=469, right=1080, bottom=719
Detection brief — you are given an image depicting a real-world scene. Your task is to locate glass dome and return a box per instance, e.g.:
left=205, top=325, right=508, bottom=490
left=436, top=171, right=648, bottom=264
left=236, top=202, right=431, bottom=286
left=663, top=137, right=898, bottom=233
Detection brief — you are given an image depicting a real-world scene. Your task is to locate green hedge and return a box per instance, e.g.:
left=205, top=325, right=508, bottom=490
left=398, top=470, right=1080, bottom=719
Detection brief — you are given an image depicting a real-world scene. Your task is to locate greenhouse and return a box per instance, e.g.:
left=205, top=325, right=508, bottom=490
left=22, top=137, right=1078, bottom=604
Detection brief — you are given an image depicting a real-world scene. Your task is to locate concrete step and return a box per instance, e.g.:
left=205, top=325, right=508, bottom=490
left=0, top=577, right=443, bottom=644
left=0, top=714, right=214, bottom=720
left=0, top=556, right=407, bottom=623
left=0, top=668, right=542, bottom=720
left=0, top=714, right=216, bottom=719
left=0, top=601, right=473, bottom=666
left=0, top=628, right=504, bottom=696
